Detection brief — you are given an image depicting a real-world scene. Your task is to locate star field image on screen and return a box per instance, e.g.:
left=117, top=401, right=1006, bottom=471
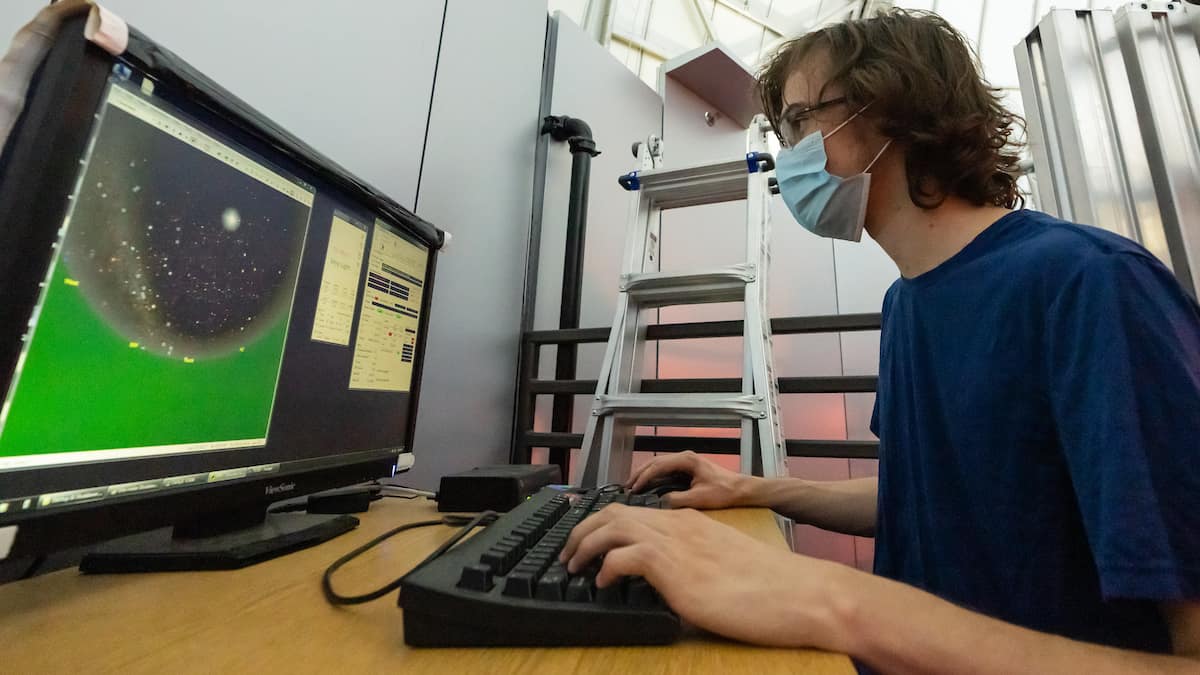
left=0, top=81, right=313, bottom=463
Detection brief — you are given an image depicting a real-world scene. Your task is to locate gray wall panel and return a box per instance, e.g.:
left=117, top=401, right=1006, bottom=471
left=0, top=2, right=49, bottom=39
left=845, top=391, right=878, bottom=442
left=0, top=0, right=446, bottom=208
left=533, top=14, right=664, bottom=334
left=530, top=14, right=664, bottom=482
left=404, top=0, right=547, bottom=489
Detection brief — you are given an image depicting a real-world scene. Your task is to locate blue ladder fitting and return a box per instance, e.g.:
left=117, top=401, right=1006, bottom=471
left=618, top=171, right=641, bottom=191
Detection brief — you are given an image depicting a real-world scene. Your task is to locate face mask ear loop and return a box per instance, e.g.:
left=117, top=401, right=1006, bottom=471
left=864, top=139, right=893, bottom=174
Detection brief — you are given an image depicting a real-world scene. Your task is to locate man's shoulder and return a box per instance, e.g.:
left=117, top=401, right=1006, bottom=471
left=1002, top=211, right=1196, bottom=322
left=994, top=210, right=1164, bottom=284
left=1004, top=210, right=1152, bottom=260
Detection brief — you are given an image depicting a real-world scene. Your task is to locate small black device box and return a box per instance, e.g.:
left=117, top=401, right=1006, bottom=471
left=437, top=464, right=562, bottom=512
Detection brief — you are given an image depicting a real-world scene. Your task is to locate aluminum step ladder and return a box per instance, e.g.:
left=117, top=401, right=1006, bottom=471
left=577, top=116, right=791, bottom=541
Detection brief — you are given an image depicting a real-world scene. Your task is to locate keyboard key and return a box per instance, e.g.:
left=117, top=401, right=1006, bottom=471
left=480, top=547, right=507, bottom=573
left=565, top=576, right=595, bottom=602
left=485, top=544, right=519, bottom=574
left=545, top=561, right=567, bottom=578
left=503, top=546, right=522, bottom=573
left=627, top=578, right=659, bottom=608
left=457, top=563, right=494, bottom=592
left=503, top=570, right=536, bottom=598
left=595, top=580, right=625, bottom=606
left=523, top=556, right=551, bottom=576
left=513, top=561, right=541, bottom=578
left=535, top=570, right=568, bottom=601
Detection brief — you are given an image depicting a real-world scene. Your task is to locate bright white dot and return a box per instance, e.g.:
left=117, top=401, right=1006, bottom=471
left=101, top=193, right=108, bottom=199
left=221, top=208, right=241, bottom=232
left=96, top=182, right=103, bottom=188
left=132, top=186, right=141, bottom=193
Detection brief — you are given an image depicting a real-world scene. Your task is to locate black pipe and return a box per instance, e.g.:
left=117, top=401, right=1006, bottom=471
left=539, top=115, right=599, bottom=480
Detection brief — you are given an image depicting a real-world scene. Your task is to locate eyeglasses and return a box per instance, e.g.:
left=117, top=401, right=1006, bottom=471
left=778, top=96, right=848, bottom=147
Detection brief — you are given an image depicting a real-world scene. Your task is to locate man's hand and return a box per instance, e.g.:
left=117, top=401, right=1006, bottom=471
left=628, top=451, right=760, bottom=510
left=558, top=504, right=1200, bottom=674
left=558, top=503, right=853, bottom=651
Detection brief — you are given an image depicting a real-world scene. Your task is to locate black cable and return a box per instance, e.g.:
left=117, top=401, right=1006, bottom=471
left=322, top=511, right=498, bottom=606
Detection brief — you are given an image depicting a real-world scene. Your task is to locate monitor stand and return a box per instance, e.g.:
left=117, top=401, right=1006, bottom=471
left=78, top=504, right=358, bottom=573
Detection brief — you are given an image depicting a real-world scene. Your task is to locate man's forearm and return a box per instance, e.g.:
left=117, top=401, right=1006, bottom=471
left=827, top=568, right=1200, bottom=675
left=743, top=476, right=877, bottom=536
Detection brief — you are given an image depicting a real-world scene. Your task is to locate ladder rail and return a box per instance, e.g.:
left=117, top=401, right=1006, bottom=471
left=580, top=141, right=657, bottom=485
left=577, top=117, right=793, bottom=534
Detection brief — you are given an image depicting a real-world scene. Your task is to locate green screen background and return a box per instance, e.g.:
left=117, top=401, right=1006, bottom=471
left=0, top=258, right=288, bottom=458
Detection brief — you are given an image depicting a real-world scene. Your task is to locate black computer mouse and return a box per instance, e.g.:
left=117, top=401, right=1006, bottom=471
left=633, top=470, right=693, bottom=496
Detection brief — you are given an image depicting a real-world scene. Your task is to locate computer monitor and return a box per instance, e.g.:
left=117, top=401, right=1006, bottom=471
left=0, top=17, right=444, bottom=571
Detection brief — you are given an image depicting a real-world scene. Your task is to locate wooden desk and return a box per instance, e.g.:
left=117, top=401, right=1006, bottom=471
left=0, top=498, right=853, bottom=674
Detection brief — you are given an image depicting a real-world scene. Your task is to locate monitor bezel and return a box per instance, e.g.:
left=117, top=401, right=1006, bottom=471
left=0, top=17, right=440, bottom=560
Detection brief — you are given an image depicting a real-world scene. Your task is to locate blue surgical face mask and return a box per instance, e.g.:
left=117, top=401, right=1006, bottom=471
left=775, top=105, right=891, bottom=242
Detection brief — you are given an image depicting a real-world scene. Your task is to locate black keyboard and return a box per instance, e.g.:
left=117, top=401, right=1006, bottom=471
left=399, top=485, right=679, bottom=646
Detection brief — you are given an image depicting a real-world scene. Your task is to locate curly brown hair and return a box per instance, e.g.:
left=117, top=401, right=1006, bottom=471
left=756, top=9, right=1024, bottom=209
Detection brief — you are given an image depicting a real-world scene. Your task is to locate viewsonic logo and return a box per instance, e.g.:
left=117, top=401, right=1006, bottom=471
left=265, top=482, right=296, bottom=496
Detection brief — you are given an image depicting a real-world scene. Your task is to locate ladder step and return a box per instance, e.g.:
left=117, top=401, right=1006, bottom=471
left=591, top=393, right=766, bottom=427
left=621, top=264, right=755, bottom=307
left=523, top=432, right=880, bottom=460
left=622, top=154, right=771, bottom=210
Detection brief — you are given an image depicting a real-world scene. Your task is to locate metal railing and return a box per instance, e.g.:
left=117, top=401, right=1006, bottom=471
left=511, top=312, right=883, bottom=475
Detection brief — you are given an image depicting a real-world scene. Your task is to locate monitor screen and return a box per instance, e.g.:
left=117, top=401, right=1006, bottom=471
left=0, top=57, right=435, bottom=528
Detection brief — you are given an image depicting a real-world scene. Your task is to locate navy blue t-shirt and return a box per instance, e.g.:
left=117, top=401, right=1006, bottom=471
left=870, top=209, right=1200, bottom=652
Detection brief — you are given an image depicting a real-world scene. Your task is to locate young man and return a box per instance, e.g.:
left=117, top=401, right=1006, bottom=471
left=559, top=10, right=1200, bottom=673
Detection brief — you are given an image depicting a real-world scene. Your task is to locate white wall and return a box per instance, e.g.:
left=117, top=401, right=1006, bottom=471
left=402, top=0, right=548, bottom=489
left=0, top=0, right=447, bottom=208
